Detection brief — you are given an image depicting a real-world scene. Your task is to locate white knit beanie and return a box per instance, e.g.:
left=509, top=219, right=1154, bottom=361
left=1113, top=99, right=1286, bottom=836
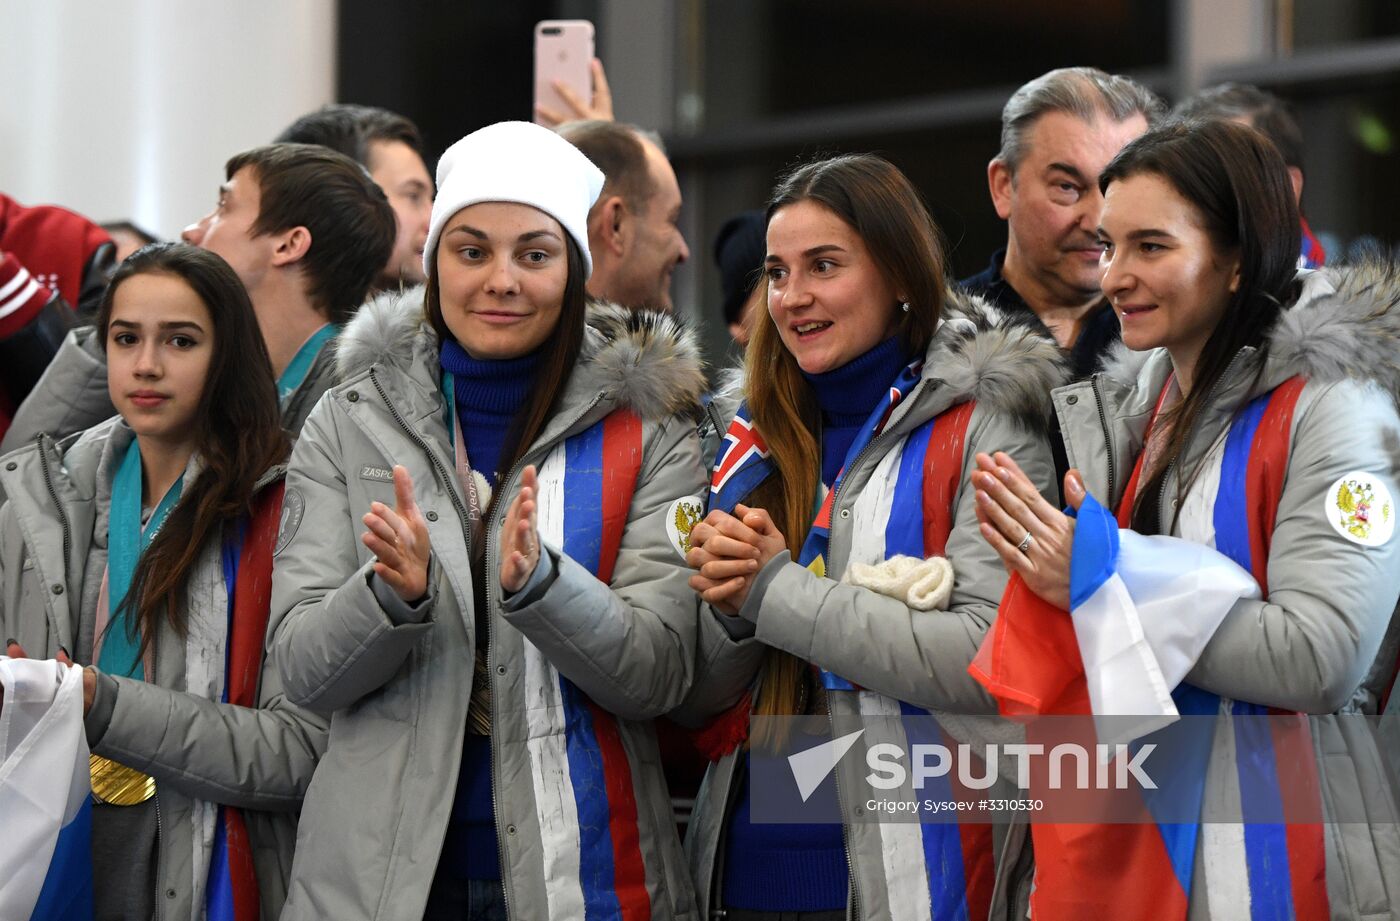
left=423, top=121, right=605, bottom=278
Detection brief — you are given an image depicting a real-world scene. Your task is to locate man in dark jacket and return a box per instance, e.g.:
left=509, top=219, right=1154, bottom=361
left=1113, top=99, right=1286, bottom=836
left=961, top=67, right=1163, bottom=381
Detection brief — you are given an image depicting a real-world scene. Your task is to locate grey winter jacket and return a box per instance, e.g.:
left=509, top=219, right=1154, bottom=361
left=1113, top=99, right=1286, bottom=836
left=1048, top=264, right=1400, bottom=919
left=0, top=417, right=327, bottom=921
left=269, top=287, right=709, bottom=921
left=0, top=323, right=338, bottom=451
left=678, top=291, right=1068, bottom=921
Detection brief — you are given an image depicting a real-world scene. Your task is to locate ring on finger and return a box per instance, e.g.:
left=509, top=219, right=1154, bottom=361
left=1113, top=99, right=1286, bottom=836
left=1016, top=531, right=1034, bottom=553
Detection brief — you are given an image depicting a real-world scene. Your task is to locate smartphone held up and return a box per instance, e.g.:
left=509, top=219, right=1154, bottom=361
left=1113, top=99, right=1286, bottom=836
left=534, top=20, right=594, bottom=126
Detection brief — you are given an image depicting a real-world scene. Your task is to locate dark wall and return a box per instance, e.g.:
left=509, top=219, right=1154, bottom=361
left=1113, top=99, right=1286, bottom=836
left=337, top=0, right=559, bottom=166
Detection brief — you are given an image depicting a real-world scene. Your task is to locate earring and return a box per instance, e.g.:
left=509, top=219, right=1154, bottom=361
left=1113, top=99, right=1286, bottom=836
left=901, top=301, right=911, bottom=313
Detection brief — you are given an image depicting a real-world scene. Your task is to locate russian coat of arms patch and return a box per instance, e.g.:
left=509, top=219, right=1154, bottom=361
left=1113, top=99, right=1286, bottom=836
left=1325, top=471, right=1395, bottom=547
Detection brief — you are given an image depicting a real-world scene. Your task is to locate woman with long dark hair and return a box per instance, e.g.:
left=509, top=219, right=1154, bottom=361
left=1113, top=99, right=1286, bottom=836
left=972, top=119, right=1400, bottom=918
left=677, top=153, right=1067, bottom=920
left=0, top=241, right=322, bottom=919
left=268, top=121, right=707, bottom=921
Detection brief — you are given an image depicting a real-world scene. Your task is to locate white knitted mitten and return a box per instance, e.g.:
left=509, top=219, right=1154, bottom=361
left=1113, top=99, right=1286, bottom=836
left=843, top=554, right=954, bottom=611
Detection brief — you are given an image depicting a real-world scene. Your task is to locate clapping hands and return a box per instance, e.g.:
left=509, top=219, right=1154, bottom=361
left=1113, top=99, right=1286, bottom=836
left=685, top=504, right=787, bottom=615
left=362, top=466, right=433, bottom=603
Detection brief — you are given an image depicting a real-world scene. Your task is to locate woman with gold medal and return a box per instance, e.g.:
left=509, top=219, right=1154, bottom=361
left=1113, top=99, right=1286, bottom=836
left=1, top=243, right=325, bottom=920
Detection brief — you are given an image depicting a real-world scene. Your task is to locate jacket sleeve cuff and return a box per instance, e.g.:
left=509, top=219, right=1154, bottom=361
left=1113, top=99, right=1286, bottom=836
left=500, top=543, right=559, bottom=611
left=737, top=549, right=793, bottom=625
left=715, top=606, right=758, bottom=640
left=84, top=668, right=120, bottom=748
left=369, top=556, right=437, bottom=624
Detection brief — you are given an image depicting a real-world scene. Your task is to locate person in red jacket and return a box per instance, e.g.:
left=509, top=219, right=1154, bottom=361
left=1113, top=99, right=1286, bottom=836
left=0, top=193, right=116, bottom=435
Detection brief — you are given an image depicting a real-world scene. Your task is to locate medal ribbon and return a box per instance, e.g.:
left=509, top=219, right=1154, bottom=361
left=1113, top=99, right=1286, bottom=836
left=99, top=438, right=184, bottom=680
left=90, top=438, right=185, bottom=806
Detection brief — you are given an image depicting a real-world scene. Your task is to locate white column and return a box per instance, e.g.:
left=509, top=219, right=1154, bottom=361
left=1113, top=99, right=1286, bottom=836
left=0, top=0, right=337, bottom=240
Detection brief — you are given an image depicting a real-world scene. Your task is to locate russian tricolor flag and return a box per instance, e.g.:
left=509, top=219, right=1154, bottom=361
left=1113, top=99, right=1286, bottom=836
left=969, top=495, right=1261, bottom=920
left=521, top=410, right=653, bottom=921
left=0, top=657, right=94, bottom=921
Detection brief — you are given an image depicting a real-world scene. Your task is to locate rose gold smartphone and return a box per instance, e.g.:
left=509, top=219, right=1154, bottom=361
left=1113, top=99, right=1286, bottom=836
left=534, top=20, right=595, bottom=125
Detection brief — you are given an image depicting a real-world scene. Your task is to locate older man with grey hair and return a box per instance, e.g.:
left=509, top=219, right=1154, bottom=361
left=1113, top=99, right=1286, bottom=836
left=962, top=67, right=1164, bottom=379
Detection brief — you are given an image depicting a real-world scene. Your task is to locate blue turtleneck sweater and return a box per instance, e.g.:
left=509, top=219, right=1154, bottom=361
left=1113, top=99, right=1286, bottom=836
left=721, top=336, right=910, bottom=912
left=439, top=339, right=541, bottom=486
left=803, top=336, right=910, bottom=485
left=436, top=339, right=540, bottom=883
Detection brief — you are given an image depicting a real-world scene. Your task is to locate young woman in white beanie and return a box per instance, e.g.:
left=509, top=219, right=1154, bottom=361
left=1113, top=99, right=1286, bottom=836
left=268, top=121, right=708, bottom=921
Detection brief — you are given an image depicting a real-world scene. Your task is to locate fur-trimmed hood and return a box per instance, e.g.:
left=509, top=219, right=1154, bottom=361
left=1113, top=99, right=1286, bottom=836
left=1098, top=257, right=1400, bottom=403
left=336, top=285, right=706, bottom=423
left=927, top=286, right=1069, bottom=430
left=1266, top=257, right=1400, bottom=403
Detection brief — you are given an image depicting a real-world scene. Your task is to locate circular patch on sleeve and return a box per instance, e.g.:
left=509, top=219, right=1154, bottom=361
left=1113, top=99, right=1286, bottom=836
left=274, top=487, right=307, bottom=558
left=1323, top=471, right=1395, bottom=547
left=666, top=496, right=705, bottom=560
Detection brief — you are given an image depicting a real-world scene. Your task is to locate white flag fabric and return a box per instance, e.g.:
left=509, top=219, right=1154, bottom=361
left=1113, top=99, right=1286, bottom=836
left=1067, top=498, right=1261, bottom=746
left=0, top=657, right=94, bottom=920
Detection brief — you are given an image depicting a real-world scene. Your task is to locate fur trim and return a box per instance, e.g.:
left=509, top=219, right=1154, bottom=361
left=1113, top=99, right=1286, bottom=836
left=1267, top=257, right=1400, bottom=403
left=931, top=288, right=1070, bottom=430
left=336, top=285, right=425, bottom=384
left=1097, top=339, right=1154, bottom=390
left=570, top=302, right=708, bottom=421
left=335, top=286, right=706, bottom=423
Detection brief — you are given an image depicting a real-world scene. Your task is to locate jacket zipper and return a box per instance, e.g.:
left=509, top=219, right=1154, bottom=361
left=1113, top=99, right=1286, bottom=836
left=481, top=392, right=604, bottom=920
left=823, top=379, right=930, bottom=920
left=153, top=792, right=165, bottom=920
left=1153, top=350, right=1248, bottom=534
left=41, top=429, right=161, bottom=918
left=1088, top=376, right=1117, bottom=504
left=702, top=399, right=725, bottom=444
left=368, top=370, right=497, bottom=911
left=826, top=705, right=862, bottom=920
left=708, top=752, right=745, bottom=918
left=368, top=369, right=472, bottom=541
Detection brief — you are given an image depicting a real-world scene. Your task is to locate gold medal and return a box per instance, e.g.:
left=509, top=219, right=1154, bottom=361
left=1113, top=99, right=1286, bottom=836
left=89, top=754, right=156, bottom=805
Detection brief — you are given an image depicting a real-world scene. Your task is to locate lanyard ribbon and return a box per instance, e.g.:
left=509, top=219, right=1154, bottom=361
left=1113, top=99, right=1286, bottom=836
left=98, top=438, right=184, bottom=681
left=276, top=323, right=339, bottom=403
